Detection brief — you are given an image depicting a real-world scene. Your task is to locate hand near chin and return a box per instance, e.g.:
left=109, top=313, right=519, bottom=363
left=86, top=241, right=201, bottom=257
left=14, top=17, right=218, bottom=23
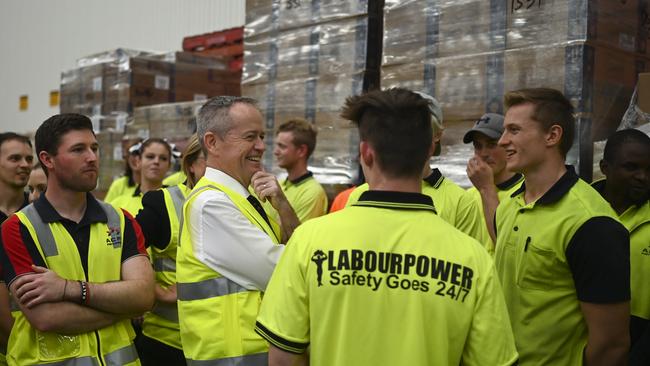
left=251, top=171, right=286, bottom=208
left=467, top=156, right=494, bottom=191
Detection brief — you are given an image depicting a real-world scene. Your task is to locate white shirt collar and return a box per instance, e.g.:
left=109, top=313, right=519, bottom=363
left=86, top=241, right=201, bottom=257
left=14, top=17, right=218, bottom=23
left=204, top=167, right=250, bottom=198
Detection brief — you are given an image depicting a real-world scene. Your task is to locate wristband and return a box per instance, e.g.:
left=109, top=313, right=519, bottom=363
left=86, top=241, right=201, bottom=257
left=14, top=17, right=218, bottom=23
left=78, top=281, right=88, bottom=305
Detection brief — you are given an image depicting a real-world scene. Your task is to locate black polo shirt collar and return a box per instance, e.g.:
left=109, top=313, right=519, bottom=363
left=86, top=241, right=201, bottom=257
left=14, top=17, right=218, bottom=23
left=355, top=190, right=436, bottom=213
left=286, top=171, right=313, bottom=185
left=510, top=165, right=579, bottom=205
left=132, top=185, right=142, bottom=197
left=34, top=192, right=107, bottom=225
left=423, top=168, right=444, bottom=188
left=591, top=179, right=606, bottom=194
left=0, top=192, right=29, bottom=223
left=496, top=173, right=524, bottom=191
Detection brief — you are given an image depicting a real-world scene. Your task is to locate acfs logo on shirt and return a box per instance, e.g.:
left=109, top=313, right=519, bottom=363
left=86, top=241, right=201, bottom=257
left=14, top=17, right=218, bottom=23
left=106, top=227, right=121, bottom=248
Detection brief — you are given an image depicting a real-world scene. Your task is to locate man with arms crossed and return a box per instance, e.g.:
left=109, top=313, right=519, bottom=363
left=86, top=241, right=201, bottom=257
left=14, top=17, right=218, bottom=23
left=256, top=88, right=518, bottom=366
left=176, top=96, right=299, bottom=365
left=0, top=114, right=154, bottom=366
left=495, top=88, right=630, bottom=365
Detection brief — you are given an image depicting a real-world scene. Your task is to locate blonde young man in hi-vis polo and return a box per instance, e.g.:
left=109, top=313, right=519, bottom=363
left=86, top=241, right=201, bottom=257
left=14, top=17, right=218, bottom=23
left=494, top=88, right=630, bottom=365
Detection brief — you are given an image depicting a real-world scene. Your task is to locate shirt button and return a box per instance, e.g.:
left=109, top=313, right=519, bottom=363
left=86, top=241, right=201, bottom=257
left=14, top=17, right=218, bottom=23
left=514, top=226, right=519, bottom=231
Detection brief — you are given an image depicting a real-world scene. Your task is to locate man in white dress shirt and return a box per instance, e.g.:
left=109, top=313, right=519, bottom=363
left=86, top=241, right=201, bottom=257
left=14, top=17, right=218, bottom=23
left=175, top=96, right=300, bottom=365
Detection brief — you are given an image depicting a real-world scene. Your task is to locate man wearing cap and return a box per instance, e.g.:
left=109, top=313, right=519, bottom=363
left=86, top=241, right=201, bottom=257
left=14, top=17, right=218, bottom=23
left=345, top=92, right=488, bottom=244
left=464, top=113, right=523, bottom=251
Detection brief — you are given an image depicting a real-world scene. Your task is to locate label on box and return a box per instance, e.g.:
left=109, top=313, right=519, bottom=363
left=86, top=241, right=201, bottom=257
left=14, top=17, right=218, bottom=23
left=92, top=77, right=102, bottom=92
left=92, top=104, right=102, bottom=116
left=155, top=75, right=170, bottom=90
left=90, top=116, right=101, bottom=133
left=116, top=115, right=127, bottom=131
left=137, top=129, right=150, bottom=140
left=113, top=145, right=123, bottom=161
left=619, top=33, right=636, bottom=53
left=193, top=94, right=207, bottom=101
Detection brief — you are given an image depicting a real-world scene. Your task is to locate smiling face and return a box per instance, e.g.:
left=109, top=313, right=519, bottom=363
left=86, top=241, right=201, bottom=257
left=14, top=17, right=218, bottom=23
left=499, top=103, right=549, bottom=175
left=214, top=103, right=266, bottom=186
left=0, top=139, right=33, bottom=190
left=42, top=129, right=99, bottom=193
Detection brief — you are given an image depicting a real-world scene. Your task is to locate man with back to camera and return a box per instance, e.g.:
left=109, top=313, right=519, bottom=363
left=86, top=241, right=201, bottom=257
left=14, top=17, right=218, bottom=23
left=0, top=114, right=154, bottom=366
left=495, top=88, right=630, bottom=365
left=0, top=132, right=34, bottom=365
left=345, top=92, right=489, bottom=244
left=270, top=118, right=327, bottom=223
left=176, top=96, right=300, bottom=365
left=464, top=113, right=524, bottom=253
left=591, top=128, right=650, bottom=365
left=255, top=88, right=519, bottom=366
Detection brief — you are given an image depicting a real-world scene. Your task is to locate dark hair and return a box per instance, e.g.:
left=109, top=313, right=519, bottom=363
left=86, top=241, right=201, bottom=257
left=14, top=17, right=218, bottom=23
left=35, top=114, right=94, bottom=167
left=603, top=129, right=650, bottom=163
left=140, top=138, right=172, bottom=159
left=0, top=132, right=32, bottom=150
left=341, top=88, right=433, bottom=178
left=504, top=88, right=575, bottom=157
left=277, top=118, right=318, bottom=158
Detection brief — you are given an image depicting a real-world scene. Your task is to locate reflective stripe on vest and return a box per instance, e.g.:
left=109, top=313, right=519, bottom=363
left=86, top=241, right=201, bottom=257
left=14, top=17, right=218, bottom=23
left=21, top=205, right=57, bottom=257
left=104, top=344, right=138, bottom=366
left=35, top=356, right=99, bottom=366
left=21, top=202, right=122, bottom=257
left=177, top=277, right=248, bottom=301
left=151, top=302, right=179, bottom=323
left=167, top=185, right=185, bottom=221
left=153, top=257, right=176, bottom=272
left=186, top=352, right=267, bottom=366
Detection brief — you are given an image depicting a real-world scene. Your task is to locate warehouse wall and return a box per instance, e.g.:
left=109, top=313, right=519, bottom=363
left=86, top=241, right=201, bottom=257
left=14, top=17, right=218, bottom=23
left=0, top=0, right=245, bottom=134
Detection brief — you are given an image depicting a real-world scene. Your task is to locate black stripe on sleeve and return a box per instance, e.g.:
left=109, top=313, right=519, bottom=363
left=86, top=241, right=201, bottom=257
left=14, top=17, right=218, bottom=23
left=254, top=321, right=309, bottom=354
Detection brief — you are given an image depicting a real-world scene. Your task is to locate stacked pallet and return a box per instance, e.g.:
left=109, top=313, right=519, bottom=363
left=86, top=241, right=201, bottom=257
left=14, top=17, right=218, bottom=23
left=242, top=0, right=382, bottom=184
left=381, top=0, right=650, bottom=179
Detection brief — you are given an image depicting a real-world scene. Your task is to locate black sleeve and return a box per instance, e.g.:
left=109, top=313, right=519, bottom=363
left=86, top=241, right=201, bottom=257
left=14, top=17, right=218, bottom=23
left=135, top=190, right=171, bottom=250
left=565, top=216, right=630, bottom=303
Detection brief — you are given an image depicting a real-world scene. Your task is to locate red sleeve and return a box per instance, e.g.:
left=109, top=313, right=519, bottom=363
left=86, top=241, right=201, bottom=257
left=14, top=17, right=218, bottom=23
left=120, top=210, right=147, bottom=261
left=0, top=215, right=41, bottom=285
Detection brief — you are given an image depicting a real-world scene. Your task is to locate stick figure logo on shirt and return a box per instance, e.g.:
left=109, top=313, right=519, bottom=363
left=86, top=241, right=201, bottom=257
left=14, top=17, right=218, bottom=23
left=311, top=250, right=328, bottom=287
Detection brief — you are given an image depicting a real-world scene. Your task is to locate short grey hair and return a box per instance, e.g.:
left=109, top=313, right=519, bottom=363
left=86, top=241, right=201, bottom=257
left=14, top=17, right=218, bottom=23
left=197, top=96, right=259, bottom=151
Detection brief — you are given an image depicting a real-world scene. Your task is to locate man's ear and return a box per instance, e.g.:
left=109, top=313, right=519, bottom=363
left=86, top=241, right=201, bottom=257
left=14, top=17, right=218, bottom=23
left=360, top=141, right=373, bottom=169
left=297, top=144, right=309, bottom=159
left=203, top=132, right=220, bottom=156
left=39, top=151, right=54, bottom=172
left=599, top=159, right=609, bottom=177
left=546, top=124, right=563, bottom=149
